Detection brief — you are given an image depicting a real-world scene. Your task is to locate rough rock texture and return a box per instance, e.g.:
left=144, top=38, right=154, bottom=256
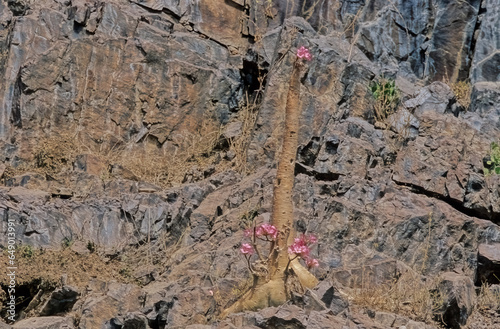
left=476, top=243, right=500, bottom=284
left=436, top=273, right=476, bottom=329
left=12, top=316, right=74, bottom=329
left=0, top=0, right=499, bottom=328
left=39, top=286, right=79, bottom=316
left=471, top=0, right=500, bottom=83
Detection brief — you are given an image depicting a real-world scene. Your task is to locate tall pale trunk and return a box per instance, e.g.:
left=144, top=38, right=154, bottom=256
left=269, top=60, right=301, bottom=276
left=220, top=59, right=317, bottom=318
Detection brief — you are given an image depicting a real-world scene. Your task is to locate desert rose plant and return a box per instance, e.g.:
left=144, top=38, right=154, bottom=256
left=221, top=46, right=318, bottom=316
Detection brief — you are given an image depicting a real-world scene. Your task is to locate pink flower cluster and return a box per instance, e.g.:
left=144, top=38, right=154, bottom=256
left=288, top=234, right=319, bottom=268
left=297, top=46, right=312, bottom=61
left=240, top=243, right=254, bottom=255
left=239, top=225, right=319, bottom=269
left=244, top=223, right=278, bottom=240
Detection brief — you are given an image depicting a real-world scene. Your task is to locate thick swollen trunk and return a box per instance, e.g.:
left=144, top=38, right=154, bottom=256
left=221, top=60, right=317, bottom=318
left=268, top=61, right=301, bottom=276
left=269, top=60, right=318, bottom=287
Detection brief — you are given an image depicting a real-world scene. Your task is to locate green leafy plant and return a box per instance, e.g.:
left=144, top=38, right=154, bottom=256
left=61, top=237, right=73, bottom=249
left=87, top=241, right=97, bottom=253
left=18, top=245, right=35, bottom=259
left=370, top=78, right=400, bottom=121
left=484, top=142, right=500, bottom=176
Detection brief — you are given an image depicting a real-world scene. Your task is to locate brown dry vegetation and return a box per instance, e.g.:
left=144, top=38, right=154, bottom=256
left=0, top=246, right=132, bottom=288
left=3, top=102, right=258, bottom=188
left=465, top=284, right=500, bottom=328
left=0, top=245, right=134, bottom=315
left=450, top=80, right=472, bottom=110
left=350, top=269, right=500, bottom=328
left=349, top=269, right=444, bottom=324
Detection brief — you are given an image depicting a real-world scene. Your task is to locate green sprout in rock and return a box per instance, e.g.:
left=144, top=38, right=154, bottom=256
left=370, top=78, right=400, bottom=121
left=483, top=142, right=500, bottom=176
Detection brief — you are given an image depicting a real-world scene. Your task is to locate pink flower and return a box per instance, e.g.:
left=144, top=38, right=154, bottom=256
left=260, top=223, right=278, bottom=240
left=295, top=233, right=317, bottom=245
left=288, top=241, right=310, bottom=258
left=244, top=228, right=253, bottom=238
left=240, top=243, right=254, bottom=255
left=248, top=224, right=278, bottom=240
left=306, top=258, right=319, bottom=268
left=305, top=234, right=317, bottom=244
left=255, top=225, right=265, bottom=237
left=297, top=46, right=312, bottom=61
left=288, top=233, right=318, bottom=259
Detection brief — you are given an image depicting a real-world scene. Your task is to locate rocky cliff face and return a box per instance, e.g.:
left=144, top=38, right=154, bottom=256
left=0, top=0, right=500, bottom=328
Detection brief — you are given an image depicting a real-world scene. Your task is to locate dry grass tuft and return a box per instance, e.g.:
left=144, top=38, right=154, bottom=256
left=3, top=92, right=261, bottom=189
left=32, top=133, right=78, bottom=175
left=122, top=116, right=223, bottom=188
left=350, top=269, right=444, bottom=324
left=464, top=282, right=500, bottom=328
left=450, top=80, right=471, bottom=110
left=229, top=93, right=259, bottom=174
left=476, top=283, right=500, bottom=313
left=4, top=115, right=226, bottom=188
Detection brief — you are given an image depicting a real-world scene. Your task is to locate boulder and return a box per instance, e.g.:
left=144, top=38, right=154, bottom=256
left=72, top=281, right=144, bottom=329
left=404, top=82, right=454, bottom=116
left=40, top=286, right=79, bottom=316
left=477, top=243, right=500, bottom=284
left=435, top=272, right=476, bottom=329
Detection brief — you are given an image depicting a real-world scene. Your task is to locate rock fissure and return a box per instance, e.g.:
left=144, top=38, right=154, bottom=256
left=392, top=178, right=498, bottom=224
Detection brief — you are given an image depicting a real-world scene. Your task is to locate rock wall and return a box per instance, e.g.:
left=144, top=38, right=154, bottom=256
left=0, top=0, right=499, bottom=153
left=0, top=0, right=500, bottom=328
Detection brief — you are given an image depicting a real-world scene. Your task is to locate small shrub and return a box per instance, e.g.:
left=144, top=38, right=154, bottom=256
left=483, top=142, right=500, bottom=176
left=370, top=78, right=400, bottom=121
left=61, top=237, right=73, bottom=249
left=18, top=245, right=34, bottom=259
left=33, top=133, right=78, bottom=175
left=87, top=241, right=97, bottom=253
left=119, top=267, right=132, bottom=279
left=450, top=80, right=471, bottom=110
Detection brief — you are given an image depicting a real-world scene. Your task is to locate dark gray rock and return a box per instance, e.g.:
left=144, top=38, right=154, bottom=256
left=477, top=243, right=500, bottom=284
left=393, top=111, right=500, bottom=221
left=0, top=1, right=499, bottom=328
left=405, top=82, right=454, bottom=116
left=6, top=0, right=30, bottom=16
left=73, top=281, right=145, bottom=329
left=471, top=0, right=500, bottom=83
left=312, top=281, right=349, bottom=315
left=343, top=0, right=480, bottom=81
left=122, top=312, right=149, bottom=329
left=387, top=108, right=419, bottom=140
left=465, top=82, right=500, bottom=136
left=424, top=0, right=480, bottom=82
left=40, top=286, right=79, bottom=316
left=435, top=272, right=476, bottom=329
